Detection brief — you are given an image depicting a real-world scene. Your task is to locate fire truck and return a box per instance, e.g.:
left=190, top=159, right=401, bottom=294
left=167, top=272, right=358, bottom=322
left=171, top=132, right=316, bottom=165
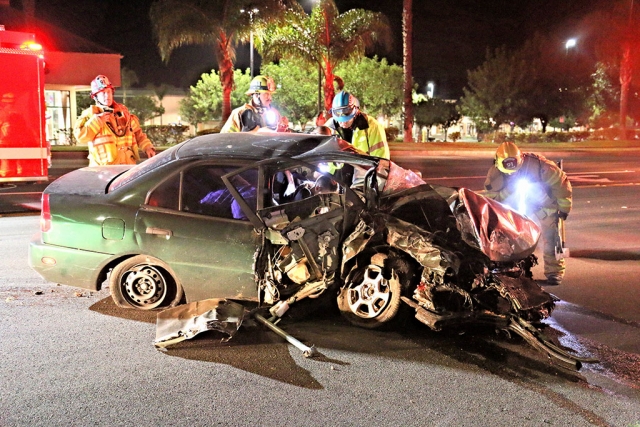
left=0, top=27, right=48, bottom=183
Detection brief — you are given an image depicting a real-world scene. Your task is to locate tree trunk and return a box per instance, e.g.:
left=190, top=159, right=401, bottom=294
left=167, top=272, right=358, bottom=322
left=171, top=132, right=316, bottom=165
left=402, top=0, right=414, bottom=142
left=619, top=41, right=632, bottom=140
left=217, top=32, right=235, bottom=123
left=319, top=7, right=335, bottom=114
left=323, top=58, right=335, bottom=113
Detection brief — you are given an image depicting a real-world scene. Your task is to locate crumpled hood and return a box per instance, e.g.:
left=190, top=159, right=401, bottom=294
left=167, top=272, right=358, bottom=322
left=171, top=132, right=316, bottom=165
left=456, top=188, right=541, bottom=262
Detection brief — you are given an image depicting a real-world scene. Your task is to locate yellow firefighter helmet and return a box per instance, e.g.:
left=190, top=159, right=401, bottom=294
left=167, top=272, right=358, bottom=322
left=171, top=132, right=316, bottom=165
left=495, top=141, right=523, bottom=174
left=246, top=75, right=276, bottom=95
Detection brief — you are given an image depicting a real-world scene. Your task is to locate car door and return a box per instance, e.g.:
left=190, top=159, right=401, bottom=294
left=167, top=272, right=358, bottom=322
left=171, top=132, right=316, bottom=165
left=134, top=162, right=260, bottom=303
left=224, top=158, right=362, bottom=282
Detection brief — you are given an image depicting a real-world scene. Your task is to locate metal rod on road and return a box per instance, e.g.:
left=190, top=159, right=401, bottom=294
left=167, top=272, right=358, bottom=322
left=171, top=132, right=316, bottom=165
left=254, top=313, right=317, bottom=358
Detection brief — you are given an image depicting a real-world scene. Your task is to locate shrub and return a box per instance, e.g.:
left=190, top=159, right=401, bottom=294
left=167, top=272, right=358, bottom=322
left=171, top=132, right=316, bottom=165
left=483, top=131, right=509, bottom=143
left=570, top=131, right=590, bottom=141
left=589, top=128, right=617, bottom=140
left=385, top=126, right=400, bottom=141
left=448, top=131, right=461, bottom=142
left=143, top=125, right=190, bottom=146
left=196, top=126, right=221, bottom=136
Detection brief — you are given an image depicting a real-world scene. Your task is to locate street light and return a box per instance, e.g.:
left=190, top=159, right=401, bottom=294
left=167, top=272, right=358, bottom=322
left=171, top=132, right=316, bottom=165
left=565, top=38, right=576, bottom=55
left=426, top=82, right=434, bottom=98
left=241, top=7, right=259, bottom=78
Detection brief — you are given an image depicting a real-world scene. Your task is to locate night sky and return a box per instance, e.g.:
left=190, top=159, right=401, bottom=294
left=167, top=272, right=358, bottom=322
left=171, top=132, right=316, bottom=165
left=30, top=0, right=607, bottom=98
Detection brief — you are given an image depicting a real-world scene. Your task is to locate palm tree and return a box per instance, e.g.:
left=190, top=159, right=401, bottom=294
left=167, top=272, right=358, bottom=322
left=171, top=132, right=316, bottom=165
left=257, top=0, right=391, bottom=114
left=120, top=67, right=139, bottom=104
left=146, top=83, right=170, bottom=125
left=402, top=0, right=413, bottom=142
left=581, top=0, right=640, bottom=139
left=149, top=0, right=291, bottom=122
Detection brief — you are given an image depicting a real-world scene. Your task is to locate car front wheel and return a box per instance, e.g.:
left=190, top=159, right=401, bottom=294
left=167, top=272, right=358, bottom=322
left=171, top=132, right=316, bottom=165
left=109, top=255, right=183, bottom=310
left=337, top=254, right=403, bottom=329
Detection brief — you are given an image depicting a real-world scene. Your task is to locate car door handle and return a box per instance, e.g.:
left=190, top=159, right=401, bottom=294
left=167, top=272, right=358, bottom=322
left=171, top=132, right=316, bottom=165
left=146, top=227, right=173, bottom=237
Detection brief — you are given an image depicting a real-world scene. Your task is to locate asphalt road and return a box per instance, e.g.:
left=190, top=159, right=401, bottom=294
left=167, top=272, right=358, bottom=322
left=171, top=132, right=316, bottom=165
left=2, top=217, right=640, bottom=426
left=2, top=146, right=640, bottom=425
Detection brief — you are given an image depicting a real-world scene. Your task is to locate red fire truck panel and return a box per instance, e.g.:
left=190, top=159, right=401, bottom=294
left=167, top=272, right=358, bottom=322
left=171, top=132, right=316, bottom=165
left=0, top=28, right=48, bottom=182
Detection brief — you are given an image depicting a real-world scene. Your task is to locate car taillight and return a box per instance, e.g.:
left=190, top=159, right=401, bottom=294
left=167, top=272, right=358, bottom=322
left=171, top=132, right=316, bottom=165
left=41, top=193, right=51, bottom=232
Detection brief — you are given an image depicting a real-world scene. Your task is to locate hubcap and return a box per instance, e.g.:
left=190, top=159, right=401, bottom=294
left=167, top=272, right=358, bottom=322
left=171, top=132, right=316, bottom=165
left=347, top=265, right=391, bottom=319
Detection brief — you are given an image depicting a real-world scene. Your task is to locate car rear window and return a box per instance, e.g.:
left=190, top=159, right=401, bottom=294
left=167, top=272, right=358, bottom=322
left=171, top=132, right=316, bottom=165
left=108, top=145, right=178, bottom=192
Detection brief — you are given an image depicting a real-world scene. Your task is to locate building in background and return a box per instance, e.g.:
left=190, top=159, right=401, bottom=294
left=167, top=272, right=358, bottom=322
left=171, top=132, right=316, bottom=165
left=1, top=0, right=121, bottom=146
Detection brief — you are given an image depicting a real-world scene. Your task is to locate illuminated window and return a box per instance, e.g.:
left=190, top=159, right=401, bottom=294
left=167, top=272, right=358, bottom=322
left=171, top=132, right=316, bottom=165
left=44, top=90, right=71, bottom=145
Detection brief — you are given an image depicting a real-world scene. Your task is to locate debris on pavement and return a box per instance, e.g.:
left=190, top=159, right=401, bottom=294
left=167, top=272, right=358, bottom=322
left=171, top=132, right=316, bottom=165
left=154, top=298, right=245, bottom=349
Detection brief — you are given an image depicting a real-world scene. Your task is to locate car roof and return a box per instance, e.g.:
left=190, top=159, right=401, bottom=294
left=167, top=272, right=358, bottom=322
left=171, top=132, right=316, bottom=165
left=175, top=132, right=353, bottom=161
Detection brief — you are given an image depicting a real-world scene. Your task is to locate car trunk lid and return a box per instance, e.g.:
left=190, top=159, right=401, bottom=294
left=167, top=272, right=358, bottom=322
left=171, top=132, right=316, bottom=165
left=44, top=166, right=131, bottom=196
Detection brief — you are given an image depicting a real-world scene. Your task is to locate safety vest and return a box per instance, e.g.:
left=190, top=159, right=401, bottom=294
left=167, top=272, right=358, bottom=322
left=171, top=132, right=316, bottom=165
left=333, top=113, right=389, bottom=159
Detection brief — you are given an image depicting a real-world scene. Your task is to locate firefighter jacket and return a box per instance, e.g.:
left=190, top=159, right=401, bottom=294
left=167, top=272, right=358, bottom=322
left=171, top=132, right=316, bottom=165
left=74, top=103, right=153, bottom=166
left=220, top=103, right=283, bottom=133
left=483, top=152, right=572, bottom=220
left=330, top=113, right=390, bottom=159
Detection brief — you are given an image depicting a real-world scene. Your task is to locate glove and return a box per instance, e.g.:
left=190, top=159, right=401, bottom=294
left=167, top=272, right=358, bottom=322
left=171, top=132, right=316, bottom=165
left=240, top=109, right=260, bottom=132
left=277, top=116, right=290, bottom=132
left=558, top=211, right=568, bottom=220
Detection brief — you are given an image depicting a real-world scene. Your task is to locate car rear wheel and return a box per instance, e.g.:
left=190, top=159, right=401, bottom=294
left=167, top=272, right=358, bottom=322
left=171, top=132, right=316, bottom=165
left=109, top=255, right=183, bottom=310
left=337, top=253, right=403, bottom=329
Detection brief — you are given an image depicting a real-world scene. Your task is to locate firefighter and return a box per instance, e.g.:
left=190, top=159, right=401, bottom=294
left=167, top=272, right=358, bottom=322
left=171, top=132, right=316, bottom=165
left=327, top=91, right=389, bottom=159
left=74, top=75, right=156, bottom=166
left=484, top=141, right=572, bottom=285
left=220, top=75, right=288, bottom=133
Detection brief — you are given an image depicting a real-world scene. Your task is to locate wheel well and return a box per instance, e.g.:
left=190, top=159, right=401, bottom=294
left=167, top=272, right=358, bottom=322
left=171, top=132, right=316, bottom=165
left=97, top=254, right=180, bottom=293
left=345, top=246, right=421, bottom=293
left=106, top=254, right=185, bottom=309
left=97, top=255, right=133, bottom=291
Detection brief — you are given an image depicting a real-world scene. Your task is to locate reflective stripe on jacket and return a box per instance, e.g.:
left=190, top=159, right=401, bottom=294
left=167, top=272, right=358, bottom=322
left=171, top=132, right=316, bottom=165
left=332, top=113, right=390, bottom=159
left=220, top=103, right=281, bottom=133
left=74, top=103, right=153, bottom=166
left=483, top=152, right=572, bottom=218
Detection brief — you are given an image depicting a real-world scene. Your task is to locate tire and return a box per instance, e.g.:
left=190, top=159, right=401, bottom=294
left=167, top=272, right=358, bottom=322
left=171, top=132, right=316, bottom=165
left=337, top=253, right=403, bottom=329
left=109, top=255, right=183, bottom=310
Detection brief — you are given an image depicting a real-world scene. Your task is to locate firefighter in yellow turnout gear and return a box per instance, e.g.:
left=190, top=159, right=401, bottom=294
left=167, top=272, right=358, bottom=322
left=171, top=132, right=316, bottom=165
left=483, top=142, right=572, bottom=285
left=74, top=75, right=156, bottom=166
left=220, top=75, right=287, bottom=133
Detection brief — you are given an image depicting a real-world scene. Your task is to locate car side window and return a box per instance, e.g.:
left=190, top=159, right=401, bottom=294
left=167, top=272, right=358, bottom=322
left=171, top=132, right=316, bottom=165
left=147, top=175, right=179, bottom=210
left=148, top=164, right=256, bottom=220
left=224, top=168, right=258, bottom=220
left=182, top=165, right=238, bottom=219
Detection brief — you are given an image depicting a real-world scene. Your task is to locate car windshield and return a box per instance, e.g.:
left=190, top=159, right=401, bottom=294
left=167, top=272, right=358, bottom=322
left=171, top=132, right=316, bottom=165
left=108, top=145, right=180, bottom=192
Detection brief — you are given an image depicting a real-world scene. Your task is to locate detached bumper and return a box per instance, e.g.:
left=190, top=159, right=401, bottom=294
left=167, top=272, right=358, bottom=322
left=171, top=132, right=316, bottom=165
left=29, top=237, right=114, bottom=291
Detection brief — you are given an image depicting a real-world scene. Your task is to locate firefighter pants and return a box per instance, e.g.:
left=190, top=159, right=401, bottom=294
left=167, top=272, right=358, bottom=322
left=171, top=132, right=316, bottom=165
left=539, top=214, right=565, bottom=281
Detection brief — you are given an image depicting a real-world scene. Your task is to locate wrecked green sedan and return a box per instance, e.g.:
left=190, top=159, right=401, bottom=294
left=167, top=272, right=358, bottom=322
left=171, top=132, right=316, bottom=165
left=29, top=132, right=592, bottom=367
